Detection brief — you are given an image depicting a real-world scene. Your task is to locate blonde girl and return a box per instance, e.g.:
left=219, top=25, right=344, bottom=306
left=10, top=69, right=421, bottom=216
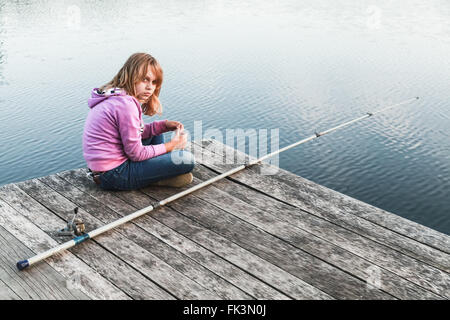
left=82, top=53, right=195, bottom=190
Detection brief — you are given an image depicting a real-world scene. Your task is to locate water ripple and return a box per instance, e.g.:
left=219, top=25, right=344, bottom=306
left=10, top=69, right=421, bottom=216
left=0, top=0, right=449, bottom=234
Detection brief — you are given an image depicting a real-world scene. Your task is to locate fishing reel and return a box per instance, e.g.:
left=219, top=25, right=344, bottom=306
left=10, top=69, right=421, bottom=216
left=55, top=207, right=86, bottom=237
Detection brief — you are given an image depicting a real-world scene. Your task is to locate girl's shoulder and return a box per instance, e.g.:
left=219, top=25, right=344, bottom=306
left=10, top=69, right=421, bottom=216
left=111, top=94, right=136, bottom=104
left=108, top=94, right=141, bottom=116
left=99, top=88, right=137, bottom=105
left=89, top=87, right=140, bottom=115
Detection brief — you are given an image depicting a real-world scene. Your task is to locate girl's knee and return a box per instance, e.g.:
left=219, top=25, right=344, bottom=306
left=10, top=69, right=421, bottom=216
left=182, top=150, right=196, bottom=172
left=170, top=150, right=195, bottom=172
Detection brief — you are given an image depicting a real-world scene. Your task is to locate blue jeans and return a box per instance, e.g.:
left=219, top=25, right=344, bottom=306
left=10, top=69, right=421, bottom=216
left=99, top=134, right=195, bottom=191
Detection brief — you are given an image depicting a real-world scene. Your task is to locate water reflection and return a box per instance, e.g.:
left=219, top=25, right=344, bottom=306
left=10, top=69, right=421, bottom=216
left=0, top=0, right=449, bottom=234
left=0, top=2, right=6, bottom=87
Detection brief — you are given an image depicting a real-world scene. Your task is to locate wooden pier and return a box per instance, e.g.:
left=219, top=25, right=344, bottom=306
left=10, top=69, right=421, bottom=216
left=0, top=139, right=449, bottom=300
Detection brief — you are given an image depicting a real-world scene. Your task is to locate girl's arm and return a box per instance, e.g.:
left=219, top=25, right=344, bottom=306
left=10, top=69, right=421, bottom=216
left=142, top=120, right=169, bottom=139
left=117, top=100, right=167, bottom=161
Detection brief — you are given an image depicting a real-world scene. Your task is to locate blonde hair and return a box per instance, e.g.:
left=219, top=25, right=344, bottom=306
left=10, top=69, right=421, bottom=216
left=100, top=53, right=164, bottom=116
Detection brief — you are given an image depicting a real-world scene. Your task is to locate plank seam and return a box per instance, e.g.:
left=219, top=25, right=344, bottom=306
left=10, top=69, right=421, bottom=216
left=37, top=175, right=210, bottom=300
left=167, top=191, right=398, bottom=299
left=188, top=187, right=444, bottom=299
left=0, top=228, right=77, bottom=299
left=199, top=162, right=450, bottom=276
left=55, top=170, right=274, bottom=300
left=12, top=182, right=136, bottom=300
left=137, top=187, right=366, bottom=299
left=192, top=139, right=450, bottom=254
left=0, top=278, right=22, bottom=300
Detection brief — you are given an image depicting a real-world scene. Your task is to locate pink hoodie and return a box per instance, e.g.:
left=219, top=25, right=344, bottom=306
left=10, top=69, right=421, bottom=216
left=82, top=88, right=168, bottom=171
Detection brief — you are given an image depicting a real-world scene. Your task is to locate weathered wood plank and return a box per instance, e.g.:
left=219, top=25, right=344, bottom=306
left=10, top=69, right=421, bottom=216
left=187, top=174, right=445, bottom=299
left=276, top=165, right=450, bottom=253
left=61, top=169, right=303, bottom=300
left=37, top=174, right=223, bottom=300
left=193, top=140, right=450, bottom=272
left=57, top=169, right=279, bottom=300
left=0, top=188, right=129, bottom=300
left=125, top=211, right=290, bottom=300
left=63, top=169, right=333, bottom=299
left=0, top=278, right=21, bottom=300
left=0, top=224, right=89, bottom=300
left=41, top=172, right=251, bottom=299
left=149, top=205, right=334, bottom=299
left=0, top=230, right=44, bottom=299
left=4, top=182, right=174, bottom=300
left=0, top=227, right=71, bottom=301
left=140, top=183, right=393, bottom=300
left=0, top=256, right=39, bottom=299
left=190, top=164, right=447, bottom=299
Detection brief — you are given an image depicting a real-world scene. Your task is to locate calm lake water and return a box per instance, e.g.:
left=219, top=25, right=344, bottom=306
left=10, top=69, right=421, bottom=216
left=0, top=0, right=449, bottom=234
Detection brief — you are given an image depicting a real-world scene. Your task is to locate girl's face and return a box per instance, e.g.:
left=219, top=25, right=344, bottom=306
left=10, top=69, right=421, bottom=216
left=135, top=67, right=157, bottom=103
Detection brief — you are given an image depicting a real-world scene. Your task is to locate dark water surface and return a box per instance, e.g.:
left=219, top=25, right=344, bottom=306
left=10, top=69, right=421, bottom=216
left=0, top=0, right=449, bottom=234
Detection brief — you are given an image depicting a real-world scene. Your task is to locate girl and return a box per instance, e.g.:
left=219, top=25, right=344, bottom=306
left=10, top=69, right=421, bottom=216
left=82, top=53, right=195, bottom=190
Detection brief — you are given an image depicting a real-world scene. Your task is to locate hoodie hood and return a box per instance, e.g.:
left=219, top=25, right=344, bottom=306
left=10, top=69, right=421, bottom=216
left=88, top=88, right=127, bottom=108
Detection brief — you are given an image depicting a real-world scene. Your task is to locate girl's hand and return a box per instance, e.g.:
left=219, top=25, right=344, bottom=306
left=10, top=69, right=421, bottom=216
left=166, top=120, right=184, bottom=132
left=165, top=128, right=187, bottom=152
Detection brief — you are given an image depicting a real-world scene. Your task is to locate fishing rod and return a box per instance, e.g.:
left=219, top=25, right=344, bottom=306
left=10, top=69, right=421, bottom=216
left=16, top=96, right=419, bottom=271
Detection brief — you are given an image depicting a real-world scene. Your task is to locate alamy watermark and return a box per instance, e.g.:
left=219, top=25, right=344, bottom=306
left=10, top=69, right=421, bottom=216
left=169, top=121, right=280, bottom=175
left=365, top=265, right=383, bottom=289
left=366, top=5, right=382, bottom=30
left=65, top=5, right=81, bottom=30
